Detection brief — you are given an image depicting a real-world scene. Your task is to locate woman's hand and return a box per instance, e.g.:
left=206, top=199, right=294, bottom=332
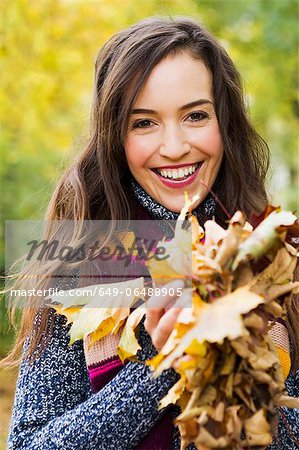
left=144, top=280, right=190, bottom=352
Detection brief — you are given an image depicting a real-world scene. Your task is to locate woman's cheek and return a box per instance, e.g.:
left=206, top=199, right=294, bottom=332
left=125, top=135, right=156, bottom=168
left=192, top=126, right=223, bottom=157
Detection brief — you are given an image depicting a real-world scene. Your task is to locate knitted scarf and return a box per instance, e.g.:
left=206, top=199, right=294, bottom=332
left=83, top=180, right=291, bottom=449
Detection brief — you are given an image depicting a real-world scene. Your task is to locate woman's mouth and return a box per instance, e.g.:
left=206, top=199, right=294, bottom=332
left=152, top=162, right=203, bottom=189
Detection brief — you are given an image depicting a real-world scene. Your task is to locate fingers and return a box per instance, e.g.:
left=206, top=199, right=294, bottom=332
left=150, top=307, right=182, bottom=351
left=144, top=307, right=165, bottom=336
left=145, top=285, right=192, bottom=352
left=147, top=279, right=185, bottom=308
left=144, top=280, right=184, bottom=336
left=166, top=288, right=192, bottom=309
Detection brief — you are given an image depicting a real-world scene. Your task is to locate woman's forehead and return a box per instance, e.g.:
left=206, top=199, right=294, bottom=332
left=131, top=53, right=214, bottom=111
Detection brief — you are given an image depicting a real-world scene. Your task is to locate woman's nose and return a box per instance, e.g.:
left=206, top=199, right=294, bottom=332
left=158, top=126, right=191, bottom=160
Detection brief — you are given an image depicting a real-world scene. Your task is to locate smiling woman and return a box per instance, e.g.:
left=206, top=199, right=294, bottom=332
left=4, top=16, right=298, bottom=450
left=125, top=53, right=223, bottom=212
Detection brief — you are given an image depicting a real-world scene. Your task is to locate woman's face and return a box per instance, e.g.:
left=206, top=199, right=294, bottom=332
left=124, top=52, right=223, bottom=212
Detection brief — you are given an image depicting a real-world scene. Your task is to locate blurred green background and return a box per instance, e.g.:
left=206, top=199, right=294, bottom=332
left=0, top=0, right=298, bottom=447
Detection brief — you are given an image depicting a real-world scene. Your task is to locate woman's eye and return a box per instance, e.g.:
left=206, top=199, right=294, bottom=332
left=188, top=112, right=208, bottom=122
left=132, top=119, right=153, bottom=129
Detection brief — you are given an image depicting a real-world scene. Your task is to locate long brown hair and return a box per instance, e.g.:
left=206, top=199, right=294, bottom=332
left=4, top=16, right=282, bottom=368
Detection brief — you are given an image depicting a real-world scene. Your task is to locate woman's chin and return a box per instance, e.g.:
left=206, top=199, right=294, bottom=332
left=153, top=195, right=202, bottom=213
left=136, top=177, right=208, bottom=213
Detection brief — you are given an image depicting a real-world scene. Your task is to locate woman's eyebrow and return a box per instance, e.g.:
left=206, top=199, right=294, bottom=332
left=130, top=99, right=213, bottom=115
left=179, top=99, right=213, bottom=111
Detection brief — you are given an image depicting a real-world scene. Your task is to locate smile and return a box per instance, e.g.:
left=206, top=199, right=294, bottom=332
left=154, top=162, right=201, bottom=180
left=152, top=162, right=203, bottom=189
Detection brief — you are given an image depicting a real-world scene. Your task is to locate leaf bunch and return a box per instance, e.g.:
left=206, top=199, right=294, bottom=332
left=147, top=207, right=299, bottom=449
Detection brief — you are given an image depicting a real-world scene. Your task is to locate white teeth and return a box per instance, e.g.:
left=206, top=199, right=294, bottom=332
left=156, top=163, right=200, bottom=180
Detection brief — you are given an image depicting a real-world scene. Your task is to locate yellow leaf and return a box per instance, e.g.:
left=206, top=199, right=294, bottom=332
left=88, top=316, right=115, bottom=349
left=68, top=307, right=115, bottom=345
left=51, top=305, right=81, bottom=323
left=158, top=377, right=186, bottom=410
left=191, top=215, right=204, bottom=245
left=178, top=192, right=200, bottom=221
left=111, top=308, right=130, bottom=334
left=116, top=231, right=136, bottom=253
left=117, top=307, right=146, bottom=362
left=146, top=353, right=165, bottom=370
left=185, top=339, right=207, bottom=357
left=49, top=278, right=145, bottom=347
left=49, top=277, right=145, bottom=309
left=147, top=257, right=183, bottom=285
left=117, top=323, right=140, bottom=363
left=178, top=356, right=198, bottom=371
left=162, top=231, right=192, bottom=276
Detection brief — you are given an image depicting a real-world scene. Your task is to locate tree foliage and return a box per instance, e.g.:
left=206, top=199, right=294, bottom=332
left=0, top=0, right=297, bottom=265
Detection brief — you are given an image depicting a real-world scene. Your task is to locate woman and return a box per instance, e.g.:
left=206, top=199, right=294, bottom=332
left=5, top=17, right=298, bottom=449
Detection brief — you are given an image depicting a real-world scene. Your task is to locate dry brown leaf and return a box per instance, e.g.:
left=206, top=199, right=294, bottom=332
left=215, top=211, right=245, bottom=267
left=244, top=409, right=272, bottom=446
